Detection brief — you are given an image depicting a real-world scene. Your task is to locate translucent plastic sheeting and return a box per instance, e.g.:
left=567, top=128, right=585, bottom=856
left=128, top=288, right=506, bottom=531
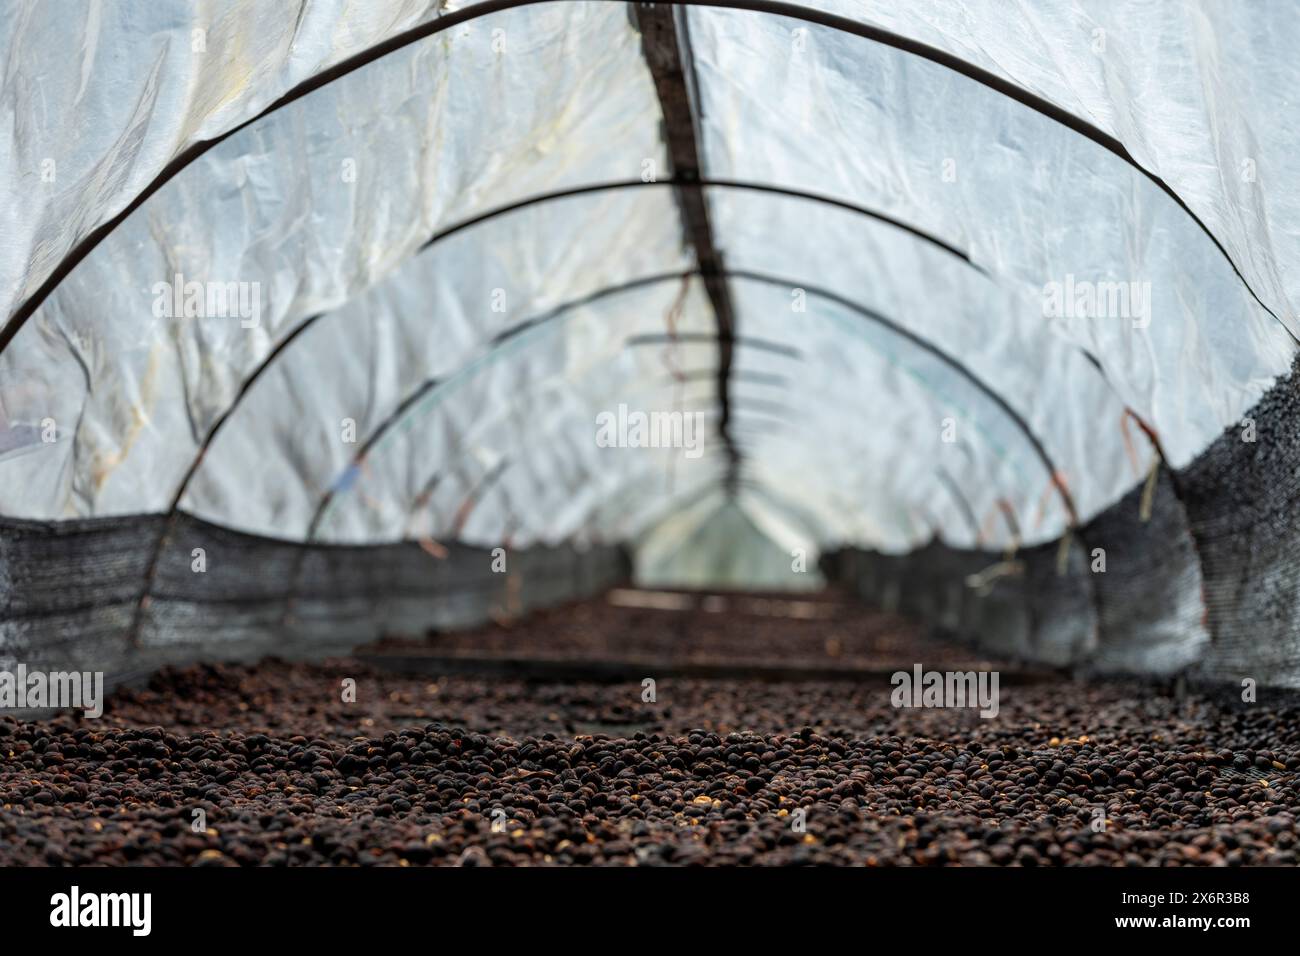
left=724, top=371, right=952, bottom=549
left=802, top=0, right=1300, bottom=327
left=687, top=6, right=1296, bottom=469
left=197, top=277, right=722, bottom=544
left=181, top=185, right=691, bottom=538
left=352, top=341, right=733, bottom=545
left=336, top=348, right=725, bottom=547
left=298, top=265, right=1067, bottom=551
left=11, top=0, right=1298, bottom=336
left=709, top=188, right=1139, bottom=542
left=0, top=0, right=461, bottom=319
left=0, top=1, right=664, bottom=519
left=726, top=276, right=1062, bottom=551
left=259, top=249, right=1105, bottom=553
left=448, top=395, right=728, bottom=546
left=726, top=389, right=970, bottom=550
left=2, top=0, right=1298, bottom=562
left=435, top=341, right=737, bottom=546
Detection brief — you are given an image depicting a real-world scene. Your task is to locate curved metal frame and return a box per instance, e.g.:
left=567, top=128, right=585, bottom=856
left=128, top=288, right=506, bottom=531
left=419, top=354, right=996, bottom=551
left=2, top=0, right=1286, bottom=357
left=302, top=292, right=799, bottom=543
left=127, top=168, right=982, bottom=644
left=398, top=363, right=774, bottom=540
left=301, top=269, right=1069, bottom=557
left=115, top=148, right=1163, bottom=641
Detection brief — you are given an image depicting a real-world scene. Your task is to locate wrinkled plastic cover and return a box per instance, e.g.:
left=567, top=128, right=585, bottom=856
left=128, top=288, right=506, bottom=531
left=0, top=0, right=457, bottom=318
left=1, top=0, right=1298, bottom=555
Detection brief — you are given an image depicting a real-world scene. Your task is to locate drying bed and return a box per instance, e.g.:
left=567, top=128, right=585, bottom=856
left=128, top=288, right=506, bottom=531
left=2, top=597, right=1296, bottom=866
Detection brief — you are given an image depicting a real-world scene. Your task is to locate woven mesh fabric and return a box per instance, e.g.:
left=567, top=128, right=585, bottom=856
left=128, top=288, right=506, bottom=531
left=1, top=512, right=626, bottom=690
left=827, top=358, right=1300, bottom=686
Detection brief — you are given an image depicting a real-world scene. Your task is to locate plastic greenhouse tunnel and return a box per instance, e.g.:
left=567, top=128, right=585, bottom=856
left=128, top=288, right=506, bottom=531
left=0, top=0, right=1296, bottom=915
